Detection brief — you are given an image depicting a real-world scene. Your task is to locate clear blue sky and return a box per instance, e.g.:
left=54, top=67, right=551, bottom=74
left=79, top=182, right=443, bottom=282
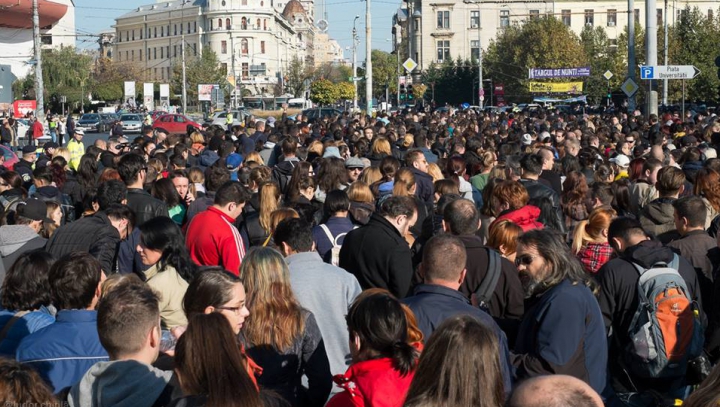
left=73, top=0, right=397, bottom=58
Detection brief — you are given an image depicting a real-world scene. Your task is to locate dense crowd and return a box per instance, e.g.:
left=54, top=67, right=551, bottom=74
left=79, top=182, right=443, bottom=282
left=1, top=106, right=720, bottom=407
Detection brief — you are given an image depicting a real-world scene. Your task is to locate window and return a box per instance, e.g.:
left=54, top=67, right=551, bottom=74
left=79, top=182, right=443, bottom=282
left=263, top=19, right=267, bottom=30
left=154, top=68, right=157, bottom=79
left=609, top=38, right=618, bottom=49
left=131, top=50, right=134, bottom=61
left=167, top=67, right=171, bottom=79
left=174, top=24, right=177, bottom=35
left=147, top=47, right=151, bottom=59
left=193, top=44, right=197, bottom=56
left=242, top=62, right=249, bottom=78
left=40, top=34, right=52, bottom=45
left=166, top=46, right=169, bottom=58
left=529, top=10, right=539, bottom=19
left=194, top=22, right=197, bottom=32
left=470, top=40, right=479, bottom=61
left=241, top=17, right=247, bottom=29
left=188, top=22, right=191, bottom=33
left=139, top=49, right=142, bottom=61
left=226, top=18, right=231, bottom=30
left=153, top=47, right=157, bottom=59
left=174, top=45, right=177, bottom=58
left=436, top=40, right=450, bottom=62
left=221, top=63, right=228, bottom=74
left=242, top=0, right=247, bottom=4
left=260, top=40, right=265, bottom=53
left=154, top=27, right=157, bottom=37
left=561, top=10, right=571, bottom=26
left=132, top=30, right=135, bottom=41
left=221, top=40, right=227, bottom=54
left=210, top=20, right=213, bottom=30
left=161, top=47, right=164, bottom=59
left=140, top=29, right=143, bottom=40
left=607, top=9, right=617, bottom=26
left=241, top=38, right=249, bottom=54
left=470, top=10, right=479, bottom=28
left=161, top=26, right=164, bottom=37
left=218, top=18, right=222, bottom=29
left=436, top=11, right=449, bottom=29
left=256, top=18, right=261, bottom=29
left=584, top=10, right=594, bottom=26
left=500, top=10, right=510, bottom=27
left=635, top=9, right=640, bottom=23
left=161, top=69, right=164, bottom=80
left=126, top=31, right=129, bottom=42
left=657, top=9, right=663, bottom=26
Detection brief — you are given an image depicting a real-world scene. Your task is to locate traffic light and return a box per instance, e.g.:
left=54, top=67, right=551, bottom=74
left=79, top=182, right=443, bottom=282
left=407, top=84, right=414, bottom=101
left=399, top=84, right=406, bottom=101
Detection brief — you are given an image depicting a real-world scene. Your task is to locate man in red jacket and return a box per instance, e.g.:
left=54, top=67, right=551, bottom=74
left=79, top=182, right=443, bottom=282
left=185, top=181, right=251, bottom=276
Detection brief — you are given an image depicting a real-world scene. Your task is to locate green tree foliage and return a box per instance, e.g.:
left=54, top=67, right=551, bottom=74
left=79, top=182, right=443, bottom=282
left=310, top=79, right=339, bottom=105
left=91, top=57, right=146, bottom=103
left=370, top=49, right=398, bottom=97
left=172, top=49, right=228, bottom=104
left=314, top=62, right=352, bottom=84
left=484, top=16, right=588, bottom=101
left=420, top=58, right=480, bottom=105
left=580, top=26, right=616, bottom=103
left=336, top=82, right=355, bottom=100
left=285, top=56, right=314, bottom=98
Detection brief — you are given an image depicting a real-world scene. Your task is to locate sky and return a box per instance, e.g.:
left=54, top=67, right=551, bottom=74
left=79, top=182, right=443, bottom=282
left=73, top=0, right=398, bottom=59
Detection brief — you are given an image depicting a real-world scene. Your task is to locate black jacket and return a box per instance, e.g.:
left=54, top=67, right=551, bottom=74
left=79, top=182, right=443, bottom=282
left=61, top=172, right=85, bottom=220
left=639, top=197, right=680, bottom=244
left=14, top=159, right=34, bottom=190
left=127, top=188, right=168, bottom=226
left=539, top=170, right=563, bottom=195
left=339, top=213, right=414, bottom=298
left=457, top=235, right=524, bottom=344
left=236, top=211, right=269, bottom=247
left=36, top=154, right=52, bottom=169
left=520, top=178, right=566, bottom=234
left=596, top=239, right=703, bottom=393
left=409, top=167, right=434, bottom=204
left=272, top=158, right=298, bottom=196
left=46, top=211, right=122, bottom=274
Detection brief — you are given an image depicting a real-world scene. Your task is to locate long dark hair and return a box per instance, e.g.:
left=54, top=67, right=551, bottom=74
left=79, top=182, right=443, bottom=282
left=183, top=267, right=240, bottom=317
left=403, top=315, right=505, bottom=407
left=76, top=154, right=98, bottom=193
left=138, top=216, right=197, bottom=282
left=174, top=313, right=263, bottom=407
left=151, top=177, right=182, bottom=208
left=346, top=290, right=418, bottom=375
left=317, top=157, right=348, bottom=193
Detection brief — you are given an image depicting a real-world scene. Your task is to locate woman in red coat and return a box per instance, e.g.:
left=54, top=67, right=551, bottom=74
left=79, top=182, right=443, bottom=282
left=327, top=290, right=420, bottom=407
left=489, top=179, right=543, bottom=232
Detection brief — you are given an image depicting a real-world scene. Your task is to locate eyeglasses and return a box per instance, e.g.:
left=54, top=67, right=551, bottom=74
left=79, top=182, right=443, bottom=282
left=0, top=182, right=7, bottom=187
left=514, top=254, right=537, bottom=267
left=216, top=306, right=244, bottom=315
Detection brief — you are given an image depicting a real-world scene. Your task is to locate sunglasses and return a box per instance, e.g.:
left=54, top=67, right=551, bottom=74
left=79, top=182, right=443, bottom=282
left=514, top=254, right=537, bottom=267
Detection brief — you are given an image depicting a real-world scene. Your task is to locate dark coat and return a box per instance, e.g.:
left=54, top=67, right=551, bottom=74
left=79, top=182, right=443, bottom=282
left=409, top=167, right=434, bottom=204
left=14, top=159, right=34, bottom=190
left=596, top=239, right=703, bottom=393
left=126, top=188, right=168, bottom=226
left=639, top=197, right=680, bottom=244
left=513, top=279, right=608, bottom=395
left=46, top=211, right=122, bottom=274
left=339, top=213, right=414, bottom=298
left=519, top=178, right=566, bottom=234
left=539, top=170, right=563, bottom=195
left=457, top=235, right=524, bottom=343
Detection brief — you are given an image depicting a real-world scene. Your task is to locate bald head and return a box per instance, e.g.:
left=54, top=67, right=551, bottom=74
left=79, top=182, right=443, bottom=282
left=508, top=375, right=603, bottom=407
left=443, top=198, right=480, bottom=236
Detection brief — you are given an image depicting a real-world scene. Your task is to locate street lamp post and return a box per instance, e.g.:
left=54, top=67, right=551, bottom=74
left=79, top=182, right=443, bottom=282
left=365, top=0, right=372, bottom=116
left=352, top=16, right=359, bottom=112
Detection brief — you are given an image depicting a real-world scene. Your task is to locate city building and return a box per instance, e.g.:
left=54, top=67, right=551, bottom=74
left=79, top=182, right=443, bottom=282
left=313, top=32, right=345, bottom=67
left=113, top=0, right=326, bottom=99
left=393, top=0, right=717, bottom=74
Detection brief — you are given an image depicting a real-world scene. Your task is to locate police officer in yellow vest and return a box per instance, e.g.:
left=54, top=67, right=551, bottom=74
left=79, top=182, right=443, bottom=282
left=67, top=128, right=85, bottom=171
left=226, top=110, right=233, bottom=132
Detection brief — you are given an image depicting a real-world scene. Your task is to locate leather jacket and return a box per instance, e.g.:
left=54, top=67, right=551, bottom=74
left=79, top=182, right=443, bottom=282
left=520, top=178, right=567, bottom=234
left=126, top=188, right=168, bottom=226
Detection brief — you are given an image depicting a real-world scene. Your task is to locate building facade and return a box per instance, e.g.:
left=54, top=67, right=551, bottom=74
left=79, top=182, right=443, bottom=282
left=113, top=0, right=322, bottom=98
left=394, top=0, right=717, bottom=73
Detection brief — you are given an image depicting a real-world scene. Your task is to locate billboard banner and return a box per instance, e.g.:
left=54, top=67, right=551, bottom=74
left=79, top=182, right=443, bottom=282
left=528, top=67, right=590, bottom=79
left=198, top=84, right=213, bottom=101
left=124, top=81, right=135, bottom=97
left=143, top=83, right=154, bottom=111
left=12, top=100, right=36, bottom=117
left=528, top=81, right=584, bottom=94
left=159, top=84, right=170, bottom=98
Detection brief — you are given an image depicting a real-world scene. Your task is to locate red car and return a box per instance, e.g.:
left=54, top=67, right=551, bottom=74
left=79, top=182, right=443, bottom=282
left=0, top=144, right=18, bottom=170
left=152, top=114, right=202, bottom=134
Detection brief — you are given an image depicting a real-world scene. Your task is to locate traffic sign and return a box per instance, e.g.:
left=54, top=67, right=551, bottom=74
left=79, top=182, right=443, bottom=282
left=348, top=76, right=363, bottom=82
left=403, top=58, right=418, bottom=73
left=640, top=65, right=701, bottom=80
left=603, top=70, right=613, bottom=80
left=621, top=78, right=639, bottom=97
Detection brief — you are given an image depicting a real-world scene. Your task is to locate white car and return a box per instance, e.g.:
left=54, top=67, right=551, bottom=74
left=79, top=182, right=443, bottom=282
left=15, top=119, right=50, bottom=143
left=210, top=110, right=246, bottom=127
left=120, top=114, right=143, bottom=133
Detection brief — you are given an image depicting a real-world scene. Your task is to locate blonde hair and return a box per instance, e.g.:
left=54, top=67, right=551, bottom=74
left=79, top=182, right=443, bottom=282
left=393, top=168, right=416, bottom=197
left=268, top=208, right=299, bottom=232
left=42, top=201, right=61, bottom=239
left=240, top=247, right=305, bottom=352
left=347, top=181, right=375, bottom=204
left=427, top=163, right=444, bottom=183
left=54, top=147, right=71, bottom=163
left=244, top=151, right=265, bottom=166
left=371, top=138, right=392, bottom=156
left=307, top=140, right=324, bottom=157
left=188, top=167, right=205, bottom=184
left=258, top=181, right=281, bottom=232
left=359, top=166, right=382, bottom=185
left=572, top=206, right=616, bottom=254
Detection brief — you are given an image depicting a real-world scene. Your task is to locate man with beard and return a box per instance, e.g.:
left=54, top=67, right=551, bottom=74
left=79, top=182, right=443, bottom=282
left=512, top=229, right=608, bottom=396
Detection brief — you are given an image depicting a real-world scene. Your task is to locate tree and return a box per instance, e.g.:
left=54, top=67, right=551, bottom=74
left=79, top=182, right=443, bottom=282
left=285, top=56, right=314, bottom=98
left=91, top=57, right=146, bottom=103
left=314, top=62, right=352, bottom=84
left=580, top=26, right=616, bottom=103
left=336, top=81, right=355, bottom=100
left=172, top=49, right=228, bottom=105
left=370, top=50, right=398, bottom=97
left=310, top=79, right=339, bottom=105
left=484, top=16, right=588, bottom=102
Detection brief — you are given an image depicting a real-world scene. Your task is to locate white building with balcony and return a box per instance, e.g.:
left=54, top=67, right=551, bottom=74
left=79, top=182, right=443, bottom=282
left=114, top=0, right=315, bottom=97
left=393, top=0, right=717, bottom=74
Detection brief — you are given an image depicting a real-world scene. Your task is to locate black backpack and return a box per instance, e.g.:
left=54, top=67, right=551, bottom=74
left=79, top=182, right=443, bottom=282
left=474, top=248, right=502, bottom=311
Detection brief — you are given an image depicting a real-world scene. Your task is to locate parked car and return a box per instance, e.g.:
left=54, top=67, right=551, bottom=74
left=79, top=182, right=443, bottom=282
left=76, top=113, right=101, bottom=133
left=120, top=114, right=143, bottom=133
left=0, top=144, right=18, bottom=170
left=152, top=114, right=202, bottom=134
left=209, top=110, right=246, bottom=127
left=97, top=113, right=118, bottom=133
left=301, top=108, right=342, bottom=120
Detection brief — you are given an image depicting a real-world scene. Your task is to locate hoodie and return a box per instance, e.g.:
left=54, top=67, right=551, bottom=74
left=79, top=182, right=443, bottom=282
left=33, top=185, right=64, bottom=203
left=68, top=360, right=174, bottom=407
left=0, top=225, right=46, bottom=270
left=197, top=149, right=219, bottom=170
left=639, top=197, right=679, bottom=243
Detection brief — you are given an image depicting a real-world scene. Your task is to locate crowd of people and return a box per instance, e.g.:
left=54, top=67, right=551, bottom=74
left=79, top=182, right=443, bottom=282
left=1, top=105, right=720, bottom=407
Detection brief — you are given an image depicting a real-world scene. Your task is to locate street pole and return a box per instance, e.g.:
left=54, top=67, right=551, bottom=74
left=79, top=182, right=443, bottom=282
left=646, top=0, right=658, bottom=117
left=181, top=3, right=187, bottom=113
left=662, top=0, right=668, bottom=106
left=477, top=2, right=482, bottom=109
left=353, top=16, right=359, bottom=112
left=627, top=0, right=636, bottom=113
left=231, top=33, right=237, bottom=109
left=365, top=0, right=373, bottom=116
left=32, top=0, right=45, bottom=121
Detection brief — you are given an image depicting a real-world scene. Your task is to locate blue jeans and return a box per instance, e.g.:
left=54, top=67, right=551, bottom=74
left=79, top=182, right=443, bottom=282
left=49, top=130, right=57, bottom=143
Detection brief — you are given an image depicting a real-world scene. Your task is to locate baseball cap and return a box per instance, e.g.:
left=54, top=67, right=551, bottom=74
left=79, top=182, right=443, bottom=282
left=21, top=145, right=36, bottom=154
left=73, top=128, right=85, bottom=135
left=267, top=116, right=276, bottom=127
left=345, top=156, right=366, bottom=169
left=521, top=134, right=533, bottom=146
left=17, top=198, right=51, bottom=222
left=609, top=154, right=630, bottom=168
left=226, top=153, right=243, bottom=170
left=539, top=131, right=551, bottom=141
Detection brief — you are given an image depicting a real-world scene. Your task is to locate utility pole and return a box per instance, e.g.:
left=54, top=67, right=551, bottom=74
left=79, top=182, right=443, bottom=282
left=231, top=32, right=237, bottom=108
left=627, top=0, right=636, bottom=113
left=32, top=0, right=45, bottom=121
left=181, top=24, right=187, bottom=113
left=662, top=0, right=668, bottom=106
left=365, top=0, right=372, bottom=116
left=352, top=16, right=359, bottom=112
left=646, top=0, right=658, bottom=117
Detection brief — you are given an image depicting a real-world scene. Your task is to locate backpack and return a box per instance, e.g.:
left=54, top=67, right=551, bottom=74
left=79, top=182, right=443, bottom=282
left=319, top=224, right=357, bottom=266
left=474, top=248, right=502, bottom=311
left=624, top=254, right=704, bottom=379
